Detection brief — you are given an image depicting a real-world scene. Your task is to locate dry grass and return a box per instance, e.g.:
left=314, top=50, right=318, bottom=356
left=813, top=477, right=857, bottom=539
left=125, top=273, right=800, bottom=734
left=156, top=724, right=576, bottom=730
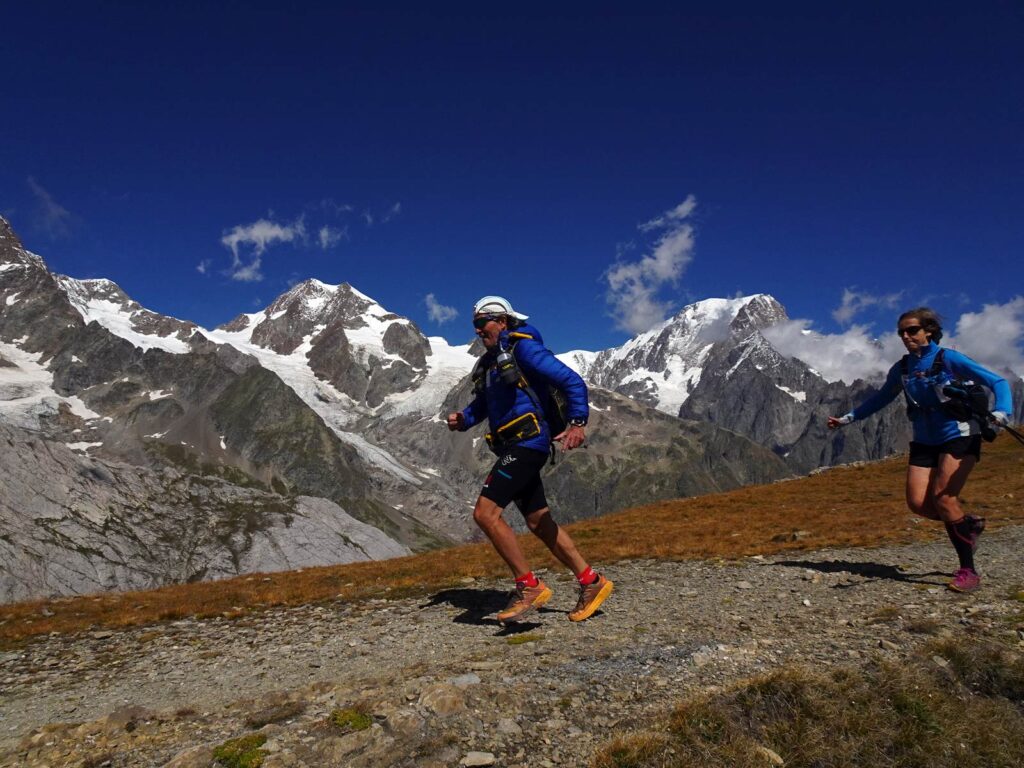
left=593, top=643, right=1024, bottom=768
left=3, top=434, right=1024, bottom=647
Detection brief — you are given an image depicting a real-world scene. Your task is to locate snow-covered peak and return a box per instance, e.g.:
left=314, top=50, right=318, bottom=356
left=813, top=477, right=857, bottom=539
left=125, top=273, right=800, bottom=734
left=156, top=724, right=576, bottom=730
left=54, top=275, right=197, bottom=354
left=264, top=278, right=341, bottom=317
left=579, top=294, right=789, bottom=415
left=598, top=294, right=783, bottom=368
left=57, top=276, right=130, bottom=309
left=0, top=217, right=47, bottom=272
left=557, top=349, right=598, bottom=377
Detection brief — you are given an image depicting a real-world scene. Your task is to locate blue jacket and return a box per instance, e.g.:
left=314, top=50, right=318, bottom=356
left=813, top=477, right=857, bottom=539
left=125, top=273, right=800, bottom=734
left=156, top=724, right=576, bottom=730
left=850, top=341, right=1013, bottom=445
left=459, top=323, right=589, bottom=453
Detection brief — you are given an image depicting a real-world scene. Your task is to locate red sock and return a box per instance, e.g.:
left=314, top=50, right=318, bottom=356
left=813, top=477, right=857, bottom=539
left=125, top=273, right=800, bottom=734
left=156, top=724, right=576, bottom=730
left=576, top=566, right=597, bottom=585
left=515, top=571, right=538, bottom=589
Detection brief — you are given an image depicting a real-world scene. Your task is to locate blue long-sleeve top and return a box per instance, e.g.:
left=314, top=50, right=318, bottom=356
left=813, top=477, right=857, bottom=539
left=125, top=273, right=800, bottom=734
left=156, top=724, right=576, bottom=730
left=849, top=341, right=1013, bottom=445
left=459, top=323, right=589, bottom=453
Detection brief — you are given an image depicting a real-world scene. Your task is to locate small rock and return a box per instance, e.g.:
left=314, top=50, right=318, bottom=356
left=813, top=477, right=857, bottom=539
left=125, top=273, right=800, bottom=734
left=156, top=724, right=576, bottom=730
left=461, top=752, right=496, bottom=767
left=754, top=744, right=785, bottom=765
left=419, top=684, right=466, bottom=716
left=468, top=661, right=503, bottom=671
left=879, top=639, right=899, bottom=652
left=160, top=744, right=214, bottom=768
left=104, top=704, right=152, bottom=732
left=736, top=581, right=754, bottom=590
left=387, top=708, right=424, bottom=737
left=448, top=673, right=481, bottom=688
left=497, top=718, right=523, bottom=735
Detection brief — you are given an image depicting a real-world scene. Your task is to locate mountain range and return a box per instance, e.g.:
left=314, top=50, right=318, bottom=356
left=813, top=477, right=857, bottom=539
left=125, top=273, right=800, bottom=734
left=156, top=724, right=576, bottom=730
left=2, top=215, right=1019, bottom=602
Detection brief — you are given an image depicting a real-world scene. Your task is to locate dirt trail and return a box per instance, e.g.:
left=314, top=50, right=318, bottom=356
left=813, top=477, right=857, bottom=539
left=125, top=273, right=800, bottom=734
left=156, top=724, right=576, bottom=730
left=2, top=525, right=1023, bottom=767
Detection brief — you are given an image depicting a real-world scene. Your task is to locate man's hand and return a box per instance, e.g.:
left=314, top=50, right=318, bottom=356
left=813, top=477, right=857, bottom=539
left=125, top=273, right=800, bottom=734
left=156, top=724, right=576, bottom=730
left=446, top=412, right=465, bottom=431
left=991, top=411, right=1010, bottom=427
left=553, top=424, right=586, bottom=451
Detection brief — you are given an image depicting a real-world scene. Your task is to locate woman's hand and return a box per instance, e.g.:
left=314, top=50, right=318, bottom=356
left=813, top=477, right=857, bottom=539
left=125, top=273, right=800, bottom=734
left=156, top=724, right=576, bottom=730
left=827, top=414, right=853, bottom=430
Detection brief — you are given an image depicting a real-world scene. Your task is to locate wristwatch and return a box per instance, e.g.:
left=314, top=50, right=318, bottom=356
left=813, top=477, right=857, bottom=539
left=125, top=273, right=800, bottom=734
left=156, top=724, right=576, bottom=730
left=568, top=418, right=587, bottom=428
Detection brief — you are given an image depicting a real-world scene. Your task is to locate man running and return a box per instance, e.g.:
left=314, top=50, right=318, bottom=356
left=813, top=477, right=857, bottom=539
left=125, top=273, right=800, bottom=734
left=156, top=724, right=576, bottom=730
left=446, top=295, right=613, bottom=623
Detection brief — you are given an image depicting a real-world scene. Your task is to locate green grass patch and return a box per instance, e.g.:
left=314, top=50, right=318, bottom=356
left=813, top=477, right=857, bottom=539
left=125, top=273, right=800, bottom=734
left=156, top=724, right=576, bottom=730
left=593, top=644, right=1024, bottom=768
left=927, top=638, right=1024, bottom=703
left=212, top=733, right=267, bottom=768
left=592, top=732, right=669, bottom=768
left=506, top=633, right=542, bottom=645
left=329, top=708, right=372, bottom=733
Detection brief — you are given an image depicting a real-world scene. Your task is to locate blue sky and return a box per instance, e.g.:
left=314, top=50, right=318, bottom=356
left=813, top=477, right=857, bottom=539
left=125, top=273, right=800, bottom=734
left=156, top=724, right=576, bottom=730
left=2, top=3, right=1022, bottom=356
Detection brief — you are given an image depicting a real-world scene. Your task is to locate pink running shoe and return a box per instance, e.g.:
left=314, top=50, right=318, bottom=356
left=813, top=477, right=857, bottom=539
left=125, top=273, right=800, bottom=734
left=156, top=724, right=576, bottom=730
left=948, top=568, right=981, bottom=593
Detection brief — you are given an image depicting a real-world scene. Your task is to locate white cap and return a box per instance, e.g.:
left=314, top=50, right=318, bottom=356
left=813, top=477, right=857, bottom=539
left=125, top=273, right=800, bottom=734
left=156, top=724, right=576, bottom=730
left=472, top=295, right=529, bottom=321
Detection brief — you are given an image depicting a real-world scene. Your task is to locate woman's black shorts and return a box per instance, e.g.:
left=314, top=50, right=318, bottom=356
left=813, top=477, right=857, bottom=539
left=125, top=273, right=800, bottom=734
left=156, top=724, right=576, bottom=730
left=479, top=446, right=550, bottom=515
left=908, top=436, right=982, bottom=468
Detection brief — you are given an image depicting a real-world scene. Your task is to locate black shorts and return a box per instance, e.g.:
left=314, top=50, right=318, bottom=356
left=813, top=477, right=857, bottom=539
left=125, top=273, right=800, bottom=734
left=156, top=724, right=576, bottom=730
left=479, top=446, right=550, bottom=515
left=908, top=436, right=982, bottom=468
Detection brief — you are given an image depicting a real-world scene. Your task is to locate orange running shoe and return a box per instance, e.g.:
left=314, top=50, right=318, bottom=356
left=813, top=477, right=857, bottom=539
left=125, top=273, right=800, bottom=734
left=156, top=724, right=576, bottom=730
left=496, top=581, right=553, bottom=624
left=568, top=574, right=613, bottom=622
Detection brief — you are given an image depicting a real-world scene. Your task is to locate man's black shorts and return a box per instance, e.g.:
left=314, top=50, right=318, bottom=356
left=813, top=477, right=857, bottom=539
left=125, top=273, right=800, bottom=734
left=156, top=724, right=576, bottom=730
left=908, top=436, right=982, bottom=468
left=479, top=446, right=550, bottom=515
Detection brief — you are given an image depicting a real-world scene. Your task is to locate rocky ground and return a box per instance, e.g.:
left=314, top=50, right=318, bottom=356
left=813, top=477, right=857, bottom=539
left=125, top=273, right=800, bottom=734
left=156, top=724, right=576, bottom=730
left=3, top=524, right=1024, bottom=768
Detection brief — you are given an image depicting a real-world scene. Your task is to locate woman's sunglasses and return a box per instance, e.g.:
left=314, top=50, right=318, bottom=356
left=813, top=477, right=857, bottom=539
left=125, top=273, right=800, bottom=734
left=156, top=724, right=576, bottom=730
left=897, top=325, right=923, bottom=337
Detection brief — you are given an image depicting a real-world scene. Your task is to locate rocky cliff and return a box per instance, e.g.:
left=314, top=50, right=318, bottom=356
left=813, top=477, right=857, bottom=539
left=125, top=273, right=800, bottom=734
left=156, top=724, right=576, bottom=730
left=0, top=422, right=409, bottom=603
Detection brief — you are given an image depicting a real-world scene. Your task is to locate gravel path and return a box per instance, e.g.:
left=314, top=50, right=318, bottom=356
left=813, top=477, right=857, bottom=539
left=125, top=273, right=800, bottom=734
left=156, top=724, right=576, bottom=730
left=2, top=525, right=1023, bottom=767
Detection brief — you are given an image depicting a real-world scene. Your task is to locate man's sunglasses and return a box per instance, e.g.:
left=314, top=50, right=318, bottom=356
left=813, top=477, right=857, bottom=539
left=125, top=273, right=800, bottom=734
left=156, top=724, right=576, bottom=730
left=897, top=325, right=923, bottom=337
left=473, top=314, right=501, bottom=330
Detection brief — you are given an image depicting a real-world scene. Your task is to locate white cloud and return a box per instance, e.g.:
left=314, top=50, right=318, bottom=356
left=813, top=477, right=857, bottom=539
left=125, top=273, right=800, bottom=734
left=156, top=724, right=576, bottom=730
left=320, top=199, right=354, bottom=216
left=318, top=225, right=347, bottom=250
left=763, top=296, right=1024, bottom=383
left=605, top=195, right=698, bottom=334
left=196, top=259, right=212, bottom=275
left=763, top=320, right=906, bottom=384
left=948, top=297, right=1024, bottom=377
left=832, top=287, right=903, bottom=325
left=383, top=202, right=402, bottom=222
left=27, top=177, right=76, bottom=238
left=425, top=293, right=458, bottom=325
left=220, top=216, right=306, bottom=282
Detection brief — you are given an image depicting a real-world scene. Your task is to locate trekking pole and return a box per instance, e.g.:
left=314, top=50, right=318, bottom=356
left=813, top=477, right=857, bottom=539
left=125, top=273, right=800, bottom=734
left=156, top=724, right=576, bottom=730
left=1001, top=423, right=1024, bottom=448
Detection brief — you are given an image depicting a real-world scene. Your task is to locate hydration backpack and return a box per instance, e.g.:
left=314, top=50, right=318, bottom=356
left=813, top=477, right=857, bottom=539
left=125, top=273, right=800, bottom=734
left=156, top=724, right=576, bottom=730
left=901, top=348, right=992, bottom=433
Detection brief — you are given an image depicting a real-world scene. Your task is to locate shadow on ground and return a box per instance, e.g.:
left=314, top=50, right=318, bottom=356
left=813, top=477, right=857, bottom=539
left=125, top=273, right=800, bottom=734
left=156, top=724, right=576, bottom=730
left=420, top=588, right=554, bottom=634
left=771, top=559, right=947, bottom=587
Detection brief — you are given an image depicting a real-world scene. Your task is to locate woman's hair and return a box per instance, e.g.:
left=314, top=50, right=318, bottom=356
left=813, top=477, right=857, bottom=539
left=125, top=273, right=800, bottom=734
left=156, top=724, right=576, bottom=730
left=898, top=307, right=943, bottom=342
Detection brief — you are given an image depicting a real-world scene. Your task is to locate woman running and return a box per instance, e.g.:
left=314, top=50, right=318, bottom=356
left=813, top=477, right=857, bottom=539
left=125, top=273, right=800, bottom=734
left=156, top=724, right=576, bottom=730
left=828, top=307, right=1012, bottom=592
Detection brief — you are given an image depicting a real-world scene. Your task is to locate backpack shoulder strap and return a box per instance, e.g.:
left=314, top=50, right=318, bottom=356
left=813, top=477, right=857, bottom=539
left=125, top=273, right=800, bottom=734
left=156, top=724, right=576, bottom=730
left=470, top=352, right=492, bottom=393
left=929, top=348, right=947, bottom=377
